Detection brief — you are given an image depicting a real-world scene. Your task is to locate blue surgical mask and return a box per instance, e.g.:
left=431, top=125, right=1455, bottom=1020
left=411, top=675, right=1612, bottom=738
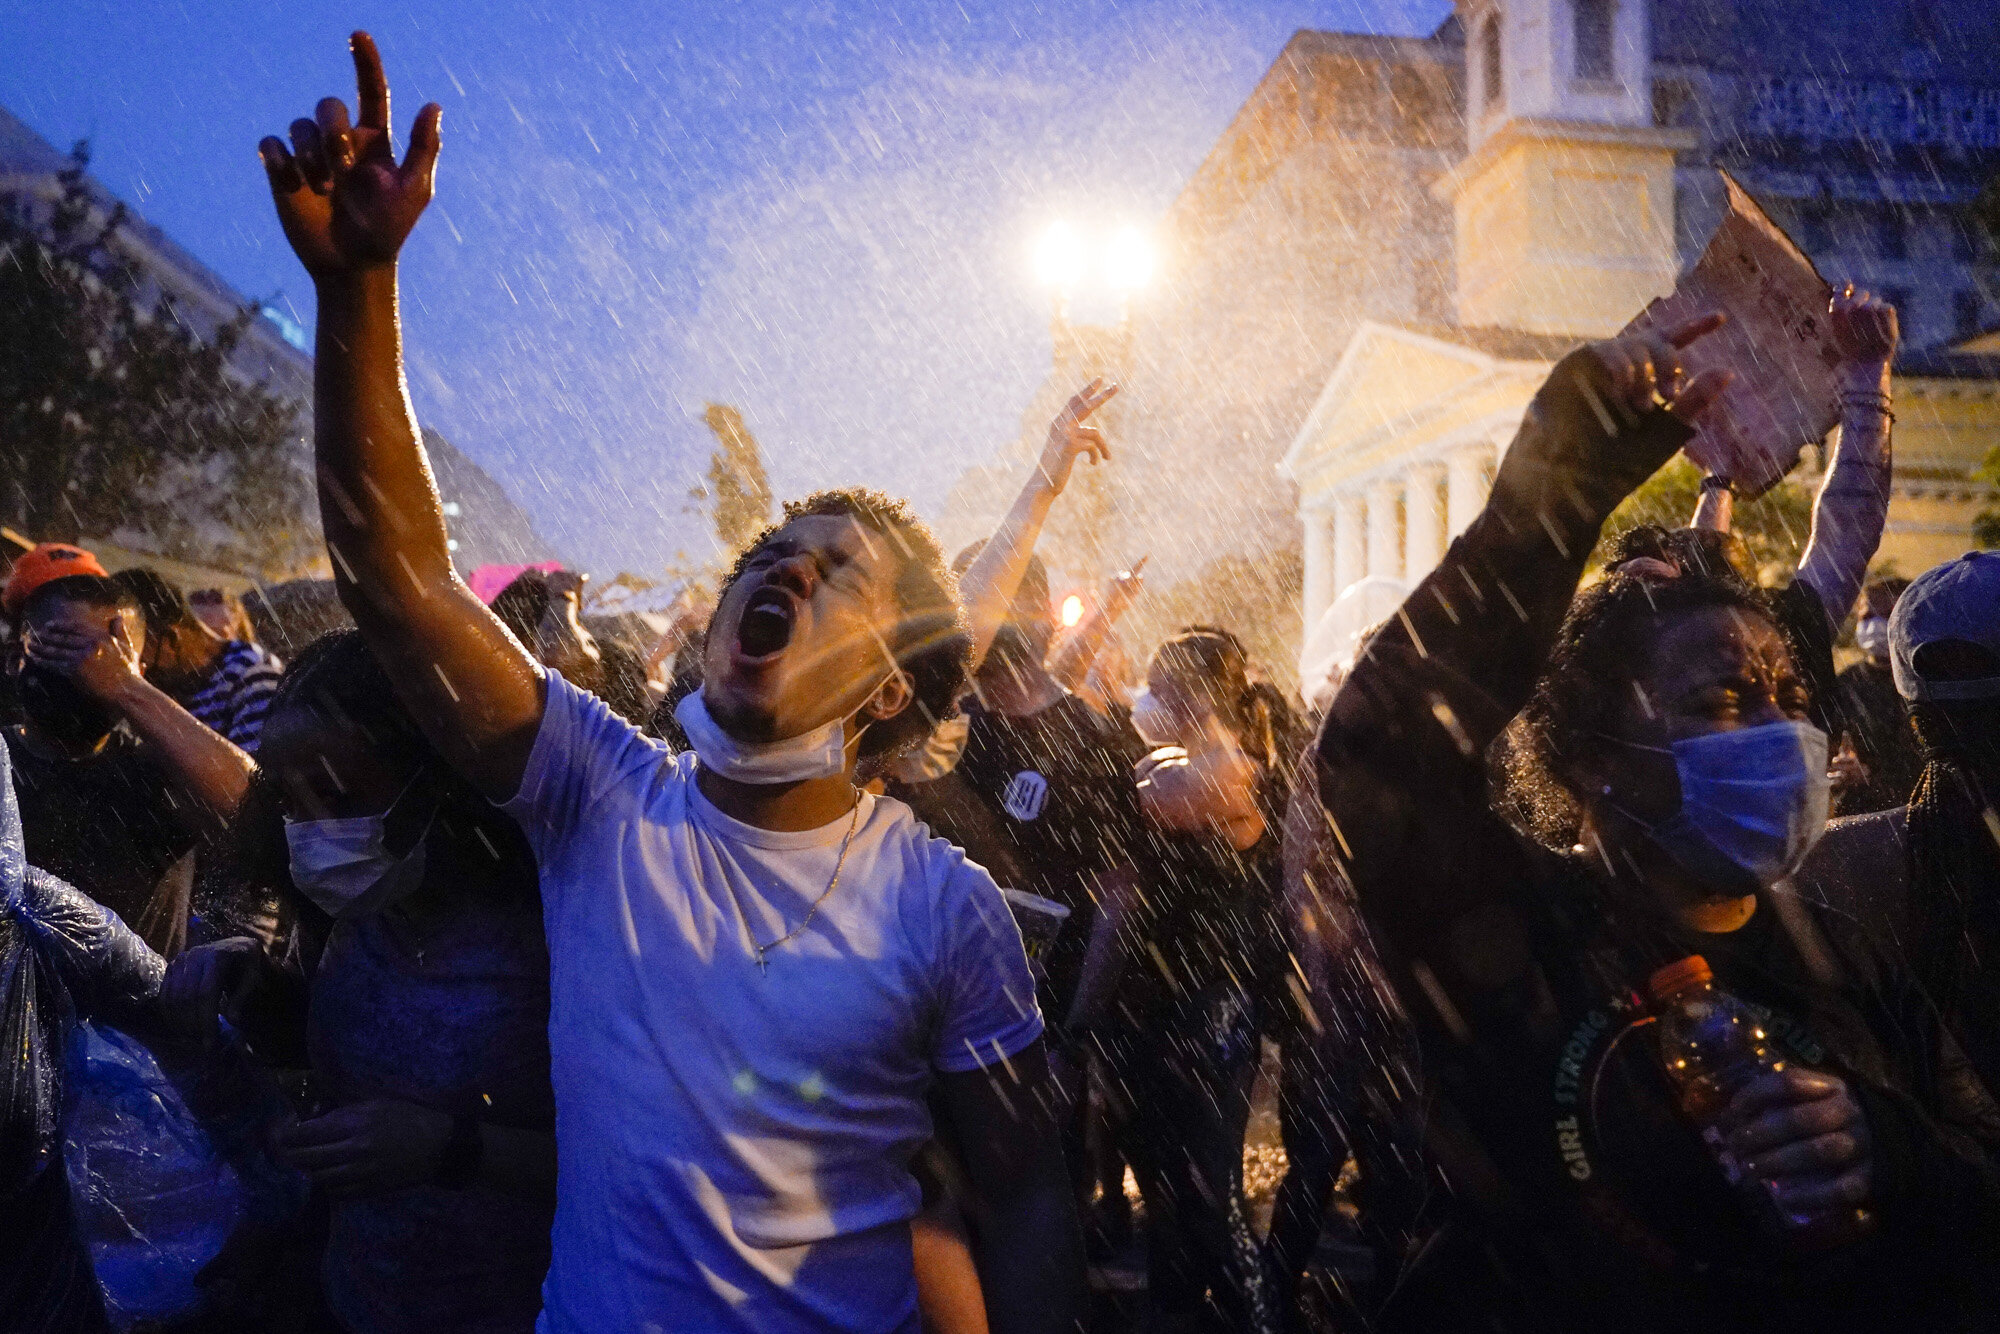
left=1854, top=616, right=1890, bottom=658
left=1615, top=720, right=1830, bottom=890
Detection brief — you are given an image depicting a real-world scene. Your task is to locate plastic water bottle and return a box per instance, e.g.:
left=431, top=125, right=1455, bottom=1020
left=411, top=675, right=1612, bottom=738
left=1648, top=954, right=1872, bottom=1250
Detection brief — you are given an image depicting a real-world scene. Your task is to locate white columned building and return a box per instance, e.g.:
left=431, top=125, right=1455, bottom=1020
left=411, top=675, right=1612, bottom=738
left=1448, top=445, right=1493, bottom=538
left=1301, top=507, right=1336, bottom=632
left=1279, top=323, right=1575, bottom=637
left=1404, top=462, right=1448, bottom=577
left=1332, top=493, right=1366, bottom=594
left=1364, top=479, right=1401, bottom=579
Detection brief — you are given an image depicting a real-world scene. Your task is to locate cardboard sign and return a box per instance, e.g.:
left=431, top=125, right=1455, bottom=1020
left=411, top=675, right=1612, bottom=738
left=1623, top=171, right=1839, bottom=497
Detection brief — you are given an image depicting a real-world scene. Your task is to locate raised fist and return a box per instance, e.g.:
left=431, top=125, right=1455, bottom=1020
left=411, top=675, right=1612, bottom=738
left=1830, top=285, right=1899, bottom=370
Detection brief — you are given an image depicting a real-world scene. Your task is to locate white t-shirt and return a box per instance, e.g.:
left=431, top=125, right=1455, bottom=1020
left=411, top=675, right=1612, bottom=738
left=505, top=675, right=1043, bottom=1334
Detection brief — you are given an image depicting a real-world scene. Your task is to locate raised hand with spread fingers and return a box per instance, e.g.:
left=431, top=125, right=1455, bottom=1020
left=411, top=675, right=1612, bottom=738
left=260, top=32, right=545, bottom=802
left=258, top=32, right=441, bottom=277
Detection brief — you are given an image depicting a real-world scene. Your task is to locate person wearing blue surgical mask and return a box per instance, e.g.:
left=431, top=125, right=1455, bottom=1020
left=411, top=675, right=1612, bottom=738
left=165, top=631, right=555, bottom=1334
left=1313, top=320, right=2000, bottom=1332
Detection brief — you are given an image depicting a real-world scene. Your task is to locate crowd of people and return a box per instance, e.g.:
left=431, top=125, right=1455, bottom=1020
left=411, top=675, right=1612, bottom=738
left=7, top=27, right=2000, bottom=1334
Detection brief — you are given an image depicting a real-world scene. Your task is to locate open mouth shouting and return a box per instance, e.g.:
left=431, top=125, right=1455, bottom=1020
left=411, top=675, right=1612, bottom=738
left=735, top=586, right=799, bottom=662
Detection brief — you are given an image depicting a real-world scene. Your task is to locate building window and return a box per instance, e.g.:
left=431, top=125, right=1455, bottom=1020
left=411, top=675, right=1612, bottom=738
left=1949, top=213, right=1980, bottom=262
left=1574, top=0, right=1616, bottom=82
left=1883, top=288, right=1913, bottom=333
left=1956, top=290, right=1985, bottom=340
left=1653, top=78, right=1693, bottom=128
left=1797, top=204, right=1832, bottom=255
left=1482, top=15, right=1504, bottom=111
left=1874, top=208, right=1907, bottom=261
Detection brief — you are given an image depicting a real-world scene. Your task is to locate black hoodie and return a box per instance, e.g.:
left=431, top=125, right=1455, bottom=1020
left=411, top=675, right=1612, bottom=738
left=1314, top=349, right=2000, bottom=1334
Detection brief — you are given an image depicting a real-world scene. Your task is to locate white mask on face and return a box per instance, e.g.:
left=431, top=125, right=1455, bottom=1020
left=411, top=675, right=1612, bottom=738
left=1854, top=616, right=1891, bottom=658
left=1130, top=688, right=1177, bottom=747
left=284, top=814, right=428, bottom=919
left=890, top=713, right=971, bottom=784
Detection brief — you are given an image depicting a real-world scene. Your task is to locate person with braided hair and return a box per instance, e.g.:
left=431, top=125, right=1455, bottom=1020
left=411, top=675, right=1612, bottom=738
left=1801, top=553, right=2000, bottom=1098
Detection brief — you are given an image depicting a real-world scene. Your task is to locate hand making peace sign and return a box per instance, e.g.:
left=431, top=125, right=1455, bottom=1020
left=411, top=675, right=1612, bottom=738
left=1038, top=378, right=1121, bottom=494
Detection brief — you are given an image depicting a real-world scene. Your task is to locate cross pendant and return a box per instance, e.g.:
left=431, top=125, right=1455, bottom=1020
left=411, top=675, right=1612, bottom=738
left=755, top=950, right=769, bottom=974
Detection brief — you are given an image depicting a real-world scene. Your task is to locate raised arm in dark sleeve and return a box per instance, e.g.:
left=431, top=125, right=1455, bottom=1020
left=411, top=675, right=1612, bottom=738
left=1315, top=329, right=1721, bottom=955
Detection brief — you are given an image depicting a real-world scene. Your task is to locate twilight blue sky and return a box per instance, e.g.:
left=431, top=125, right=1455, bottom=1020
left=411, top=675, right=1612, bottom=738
left=6, top=0, right=1449, bottom=575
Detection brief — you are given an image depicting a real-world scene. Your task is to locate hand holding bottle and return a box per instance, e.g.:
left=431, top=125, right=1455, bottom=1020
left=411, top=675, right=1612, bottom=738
left=1718, top=1066, right=1874, bottom=1236
left=1650, top=956, right=1874, bottom=1249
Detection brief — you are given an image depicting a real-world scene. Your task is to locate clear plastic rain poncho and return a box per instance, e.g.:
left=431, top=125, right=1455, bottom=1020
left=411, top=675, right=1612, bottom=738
left=0, top=736, right=163, bottom=1329
left=2, top=742, right=303, bottom=1330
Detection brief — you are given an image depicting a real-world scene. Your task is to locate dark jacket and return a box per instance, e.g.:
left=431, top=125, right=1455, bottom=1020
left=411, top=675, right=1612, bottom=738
left=1314, top=349, right=2000, bottom=1334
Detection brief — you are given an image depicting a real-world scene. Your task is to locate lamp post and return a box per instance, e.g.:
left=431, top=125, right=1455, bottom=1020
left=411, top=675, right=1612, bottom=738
left=1034, top=221, right=1085, bottom=329
left=1104, top=224, right=1155, bottom=324
left=1028, top=219, right=1156, bottom=587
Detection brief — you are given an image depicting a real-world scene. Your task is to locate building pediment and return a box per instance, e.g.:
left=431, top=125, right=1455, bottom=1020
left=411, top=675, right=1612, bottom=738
left=1281, top=322, right=1499, bottom=475
left=1281, top=321, right=1553, bottom=497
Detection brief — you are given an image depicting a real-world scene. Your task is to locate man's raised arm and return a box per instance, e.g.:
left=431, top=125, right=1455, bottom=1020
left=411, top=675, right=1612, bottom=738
left=259, top=32, right=541, bottom=800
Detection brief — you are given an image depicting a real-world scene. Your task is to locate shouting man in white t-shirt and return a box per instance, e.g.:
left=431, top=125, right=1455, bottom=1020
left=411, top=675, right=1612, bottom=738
left=255, top=33, right=1085, bottom=1334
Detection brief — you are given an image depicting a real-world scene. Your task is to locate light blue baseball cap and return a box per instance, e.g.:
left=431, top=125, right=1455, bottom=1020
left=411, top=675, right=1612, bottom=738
left=1890, top=551, right=2000, bottom=702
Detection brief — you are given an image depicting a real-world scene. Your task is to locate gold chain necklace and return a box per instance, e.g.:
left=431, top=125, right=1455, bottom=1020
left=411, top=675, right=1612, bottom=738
left=729, top=795, right=864, bottom=973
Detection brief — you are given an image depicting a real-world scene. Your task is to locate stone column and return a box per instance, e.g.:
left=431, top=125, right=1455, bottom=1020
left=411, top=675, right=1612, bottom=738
left=1447, top=444, right=1495, bottom=539
left=1366, top=479, right=1401, bottom=581
left=1333, top=493, right=1366, bottom=601
left=1404, top=463, right=1448, bottom=582
left=1302, top=507, right=1336, bottom=633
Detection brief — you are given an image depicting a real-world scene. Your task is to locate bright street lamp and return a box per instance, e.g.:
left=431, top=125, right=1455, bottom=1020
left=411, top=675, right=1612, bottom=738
left=1105, top=225, right=1155, bottom=296
left=1034, top=221, right=1086, bottom=293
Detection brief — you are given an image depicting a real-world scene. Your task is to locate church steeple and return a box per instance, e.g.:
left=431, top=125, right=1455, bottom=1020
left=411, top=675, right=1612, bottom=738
left=1442, top=0, right=1695, bottom=336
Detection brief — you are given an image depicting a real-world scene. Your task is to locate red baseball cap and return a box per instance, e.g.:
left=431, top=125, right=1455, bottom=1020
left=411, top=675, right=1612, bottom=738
left=2, top=543, right=111, bottom=616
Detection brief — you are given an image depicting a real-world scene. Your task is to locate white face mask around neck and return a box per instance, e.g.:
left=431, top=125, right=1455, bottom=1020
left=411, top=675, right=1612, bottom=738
left=676, top=685, right=894, bottom=785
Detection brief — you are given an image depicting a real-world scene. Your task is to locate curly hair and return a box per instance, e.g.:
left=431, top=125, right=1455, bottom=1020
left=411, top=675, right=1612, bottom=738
left=719, top=488, right=970, bottom=762
left=488, top=569, right=554, bottom=647
left=108, top=566, right=195, bottom=640
left=1498, top=530, right=1796, bottom=851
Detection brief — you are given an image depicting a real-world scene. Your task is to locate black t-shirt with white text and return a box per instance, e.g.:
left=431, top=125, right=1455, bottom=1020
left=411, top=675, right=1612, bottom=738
left=906, top=694, right=1144, bottom=1020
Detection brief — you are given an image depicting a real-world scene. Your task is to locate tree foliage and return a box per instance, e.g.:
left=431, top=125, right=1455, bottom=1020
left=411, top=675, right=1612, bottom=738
left=695, top=403, right=774, bottom=556
left=1973, top=445, right=2000, bottom=550
left=0, top=144, right=313, bottom=575
left=1125, top=543, right=1305, bottom=696
left=1592, top=455, right=1817, bottom=583
left=1972, top=180, right=2000, bottom=548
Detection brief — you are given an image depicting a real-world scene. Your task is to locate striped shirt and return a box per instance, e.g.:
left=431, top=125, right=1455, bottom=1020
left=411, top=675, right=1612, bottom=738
left=186, top=639, right=284, bottom=754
